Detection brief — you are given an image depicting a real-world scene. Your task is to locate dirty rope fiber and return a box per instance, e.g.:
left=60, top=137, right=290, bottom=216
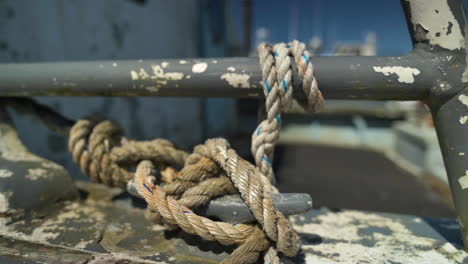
left=68, top=40, right=322, bottom=264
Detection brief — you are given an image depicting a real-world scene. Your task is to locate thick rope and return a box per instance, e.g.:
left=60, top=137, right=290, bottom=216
left=69, top=119, right=188, bottom=188
left=68, top=119, right=300, bottom=263
left=135, top=160, right=270, bottom=264
left=252, top=40, right=323, bottom=184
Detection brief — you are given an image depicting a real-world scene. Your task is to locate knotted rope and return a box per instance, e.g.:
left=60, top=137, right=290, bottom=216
left=67, top=41, right=322, bottom=263
left=68, top=120, right=300, bottom=263
left=252, top=40, right=323, bottom=184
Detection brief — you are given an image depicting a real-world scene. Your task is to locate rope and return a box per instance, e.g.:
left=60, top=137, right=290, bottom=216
left=69, top=119, right=188, bottom=188
left=66, top=41, right=322, bottom=263
left=252, top=40, right=323, bottom=184
left=134, top=160, right=270, bottom=264
left=68, top=120, right=300, bottom=263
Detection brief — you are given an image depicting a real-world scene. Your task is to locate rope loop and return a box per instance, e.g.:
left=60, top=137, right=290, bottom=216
left=252, top=40, right=323, bottom=184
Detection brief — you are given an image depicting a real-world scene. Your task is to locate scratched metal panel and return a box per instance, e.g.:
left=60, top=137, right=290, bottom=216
left=0, top=0, right=234, bottom=180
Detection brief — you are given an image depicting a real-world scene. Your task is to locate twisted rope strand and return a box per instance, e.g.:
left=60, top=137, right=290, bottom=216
left=252, top=40, right=323, bottom=186
left=134, top=160, right=270, bottom=264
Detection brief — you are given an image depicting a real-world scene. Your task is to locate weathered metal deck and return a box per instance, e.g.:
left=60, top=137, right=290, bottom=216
left=0, top=181, right=466, bottom=264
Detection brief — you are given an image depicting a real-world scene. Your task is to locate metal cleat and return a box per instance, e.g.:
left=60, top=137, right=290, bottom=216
left=127, top=179, right=313, bottom=223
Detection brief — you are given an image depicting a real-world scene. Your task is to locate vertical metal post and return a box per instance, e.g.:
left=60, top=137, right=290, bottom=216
left=403, top=0, right=468, bottom=248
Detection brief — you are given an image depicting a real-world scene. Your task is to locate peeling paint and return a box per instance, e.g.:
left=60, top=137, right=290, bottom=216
left=220, top=73, right=250, bottom=88
left=26, top=168, right=49, bottom=181
left=459, top=116, right=468, bottom=125
left=179, top=60, right=187, bottom=64
left=459, top=171, right=468, bottom=189
left=460, top=152, right=465, bottom=156
left=407, top=0, right=464, bottom=50
left=458, top=94, right=468, bottom=106
left=227, top=66, right=235, bottom=72
left=0, top=192, right=11, bottom=213
left=0, top=169, right=13, bottom=178
left=161, top=62, right=169, bottom=68
left=293, top=209, right=468, bottom=263
left=130, top=68, right=150, bottom=80
left=130, top=71, right=138, bottom=80
left=373, top=66, right=421, bottom=83
left=151, top=65, right=184, bottom=80
left=112, top=62, right=118, bottom=67
left=192, top=62, right=207, bottom=73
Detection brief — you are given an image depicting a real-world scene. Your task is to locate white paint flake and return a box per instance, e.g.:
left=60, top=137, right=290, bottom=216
left=227, top=66, right=236, bottom=72
left=460, top=152, right=465, bottom=156
left=179, top=60, right=187, bottom=64
left=161, top=62, right=169, bottom=68
left=459, top=171, right=468, bottom=189
left=373, top=66, right=420, bottom=84
left=192, top=63, right=207, bottom=73
left=151, top=65, right=184, bottom=80
left=220, top=73, right=250, bottom=88
left=460, top=116, right=468, bottom=125
left=459, top=94, right=468, bottom=106
left=0, top=192, right=11, bottom=213
left=112, top=62, right=118, bottom=67
left=130, top=71, right=138, bottom=80
left=26, top=168, right=49, bottom=181
left=0, top=169, right=12, bottom=178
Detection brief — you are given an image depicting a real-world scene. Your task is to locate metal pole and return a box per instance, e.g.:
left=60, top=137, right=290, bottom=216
left=401, top=0, right=468, bottom=248
left=0, top=55, right=438, bottom=100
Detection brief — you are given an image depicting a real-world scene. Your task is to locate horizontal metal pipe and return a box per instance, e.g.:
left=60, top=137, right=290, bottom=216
left=0, top=53, right=437, bottom=100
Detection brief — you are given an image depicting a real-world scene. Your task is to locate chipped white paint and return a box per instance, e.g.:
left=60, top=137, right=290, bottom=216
left=220, top=73, right=250, bottom=88
left=0, top=169, right=12, bottom=178
left=460, top=116, right=468, bottom=124
left=130, top=71, right=138, bottom=80
left=179, top=60, right=187, bottom=64
left=293, top=209, right=468, bottom=264
left=459, top=171, right=468, bottom=189
left=212, top=60, right=218, bottom=64
left=407, top=0, right=464, bottom=51
left=458, top=94, right=468, bottom=107
left=161, top=62, right=169, bottom=68
left=130, top=68, right=150, bottom=81
left=26, top=168, right=49, bottom=181
left=112, top=62, right=118, bottom=67
left=31, top=202, right=105, bottom=243
left=185, top=75, right=191, bottom=79
left=192, top=62, right=208, bottom=73
left=0, top=192, right=11, bottom=213
left=460, top=152, right=465, bottom=156
left=373, top=66, right=421, bottom=84
left=227, top=66, right=236, bottom=72
left=151, top=65, right=184, bottom=80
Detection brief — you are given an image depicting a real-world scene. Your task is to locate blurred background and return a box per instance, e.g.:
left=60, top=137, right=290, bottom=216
left=1, top=0, right=466, bottom=219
